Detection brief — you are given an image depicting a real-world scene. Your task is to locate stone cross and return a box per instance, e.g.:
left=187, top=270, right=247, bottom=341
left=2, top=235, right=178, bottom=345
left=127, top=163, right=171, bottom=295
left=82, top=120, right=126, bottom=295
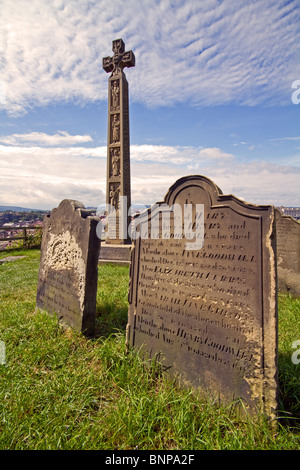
left=102, top=39, right=135, bottom=244
left=103, top=38, right=135, bottom=76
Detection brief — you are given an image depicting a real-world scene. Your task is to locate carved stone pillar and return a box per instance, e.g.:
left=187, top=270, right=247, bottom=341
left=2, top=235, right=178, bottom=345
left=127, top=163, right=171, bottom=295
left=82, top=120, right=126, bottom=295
left=103, top=39, right=135, bottom=244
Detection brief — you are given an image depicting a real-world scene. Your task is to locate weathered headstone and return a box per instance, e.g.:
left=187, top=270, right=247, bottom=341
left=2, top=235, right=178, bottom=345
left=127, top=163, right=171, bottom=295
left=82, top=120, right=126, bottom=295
left=36, top=199, right=101, bottom=336
left=126, top=175, right=278, bottom=419
left=275, top=208, right=300, bottom=297
left=102, top=38, right=135, bottom=245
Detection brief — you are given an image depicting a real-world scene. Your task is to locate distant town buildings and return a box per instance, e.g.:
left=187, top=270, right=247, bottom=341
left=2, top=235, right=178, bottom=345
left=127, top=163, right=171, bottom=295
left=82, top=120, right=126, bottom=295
left=277, top=207, right=300, bottom=220
left=0, top=210, right=47, bottom=250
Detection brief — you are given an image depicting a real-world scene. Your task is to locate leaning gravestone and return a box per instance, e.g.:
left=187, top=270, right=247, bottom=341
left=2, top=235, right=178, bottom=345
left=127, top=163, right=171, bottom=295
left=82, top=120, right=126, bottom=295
left=126, top=175, right=278, bottom=420
left=36, top=199, right=101, bottom=336
left=275, top=208, right=300, bottom=298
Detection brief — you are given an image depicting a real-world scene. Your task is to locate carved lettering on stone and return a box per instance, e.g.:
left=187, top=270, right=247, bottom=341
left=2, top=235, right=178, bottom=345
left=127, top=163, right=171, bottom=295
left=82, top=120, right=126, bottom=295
left=275, top=208, right=300, bottom=297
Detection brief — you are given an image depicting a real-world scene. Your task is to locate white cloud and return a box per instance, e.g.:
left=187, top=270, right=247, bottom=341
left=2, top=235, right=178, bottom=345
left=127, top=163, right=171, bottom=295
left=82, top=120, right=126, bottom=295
left=269, top=136, right=300, bottom=142
left=0, top=0, right=299, bottom=115
left=130, top=145, right=234, bottom=166
left=210, top=161, right=300, bottom=207
left=0, top=131, right=93, bottom=146
left=0, top=135, right=298, bottom=209
left=198, top=147, right=234, bottom=161
left=0, top=140, right=107, bottom=209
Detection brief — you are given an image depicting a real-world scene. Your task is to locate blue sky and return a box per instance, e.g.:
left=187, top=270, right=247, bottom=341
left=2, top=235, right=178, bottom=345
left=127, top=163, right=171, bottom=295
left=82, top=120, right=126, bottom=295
left=0, top=0, right=299, bottom=210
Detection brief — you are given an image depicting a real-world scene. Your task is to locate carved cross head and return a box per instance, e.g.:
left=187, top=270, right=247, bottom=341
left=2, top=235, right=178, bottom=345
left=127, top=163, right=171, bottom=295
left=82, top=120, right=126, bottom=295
left=103, top=38, right=135, bottom=76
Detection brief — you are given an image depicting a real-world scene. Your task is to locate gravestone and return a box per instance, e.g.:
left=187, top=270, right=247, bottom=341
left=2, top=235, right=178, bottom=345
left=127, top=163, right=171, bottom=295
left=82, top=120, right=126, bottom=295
left=275, top=208, right=300, bottom=297
left=126, top=175, right=278, bottom=420
left=0, top=256, right=26, bottom=264
left=102, top=38, right=135, bottom=245
left=36, top=199, right=101, bottom=336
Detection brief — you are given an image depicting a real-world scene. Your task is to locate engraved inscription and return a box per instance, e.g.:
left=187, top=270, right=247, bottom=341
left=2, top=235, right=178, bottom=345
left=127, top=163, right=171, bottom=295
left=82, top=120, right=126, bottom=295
left=135, top=211, right=260, bottom=376
left=275, top=210, right=300, bottom=272
left=275, top=209, right=300, bottom=297
left=38, top=270, right=82, bottom=328
left=127, top=176, right=277, bottom=419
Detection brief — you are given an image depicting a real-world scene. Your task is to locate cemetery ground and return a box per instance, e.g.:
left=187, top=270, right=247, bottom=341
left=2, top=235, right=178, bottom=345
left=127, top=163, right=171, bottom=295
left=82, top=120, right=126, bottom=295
left=0, top=248, right=299, bottom=450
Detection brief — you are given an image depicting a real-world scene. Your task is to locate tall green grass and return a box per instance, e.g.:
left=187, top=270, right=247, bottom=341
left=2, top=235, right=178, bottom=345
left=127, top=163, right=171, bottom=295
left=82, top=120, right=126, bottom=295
left=0, top=249, right=299, bottom=450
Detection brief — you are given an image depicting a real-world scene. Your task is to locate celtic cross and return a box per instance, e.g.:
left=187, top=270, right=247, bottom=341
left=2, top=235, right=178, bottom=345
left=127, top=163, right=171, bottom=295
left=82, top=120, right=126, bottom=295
left=102, top=39, right=135, bottom=244
left=103, top=39, right=135, bottom=76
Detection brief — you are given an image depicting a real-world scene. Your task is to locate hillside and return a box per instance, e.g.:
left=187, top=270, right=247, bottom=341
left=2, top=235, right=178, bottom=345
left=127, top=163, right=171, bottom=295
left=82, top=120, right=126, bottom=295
left=0, top=210, right=49, bottom=226
left=0, top=206, right=43, bottom=212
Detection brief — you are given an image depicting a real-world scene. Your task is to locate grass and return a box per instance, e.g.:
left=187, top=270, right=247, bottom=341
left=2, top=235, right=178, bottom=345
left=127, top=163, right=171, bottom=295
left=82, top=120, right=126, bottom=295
left=0, top=248, right=299, bottom=450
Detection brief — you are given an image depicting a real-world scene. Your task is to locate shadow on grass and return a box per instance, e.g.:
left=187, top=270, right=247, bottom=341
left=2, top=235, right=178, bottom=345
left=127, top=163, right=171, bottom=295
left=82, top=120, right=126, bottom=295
left=94, top=303, right=128, bottom=339
left=278, top=351, right=300, bottom=430
left=93, top=263, right=130, bottom=339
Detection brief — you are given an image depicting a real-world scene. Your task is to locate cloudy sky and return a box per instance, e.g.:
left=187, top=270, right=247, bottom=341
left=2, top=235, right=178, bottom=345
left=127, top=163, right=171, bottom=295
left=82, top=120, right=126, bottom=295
left=0, top=0, right=299, bottom=210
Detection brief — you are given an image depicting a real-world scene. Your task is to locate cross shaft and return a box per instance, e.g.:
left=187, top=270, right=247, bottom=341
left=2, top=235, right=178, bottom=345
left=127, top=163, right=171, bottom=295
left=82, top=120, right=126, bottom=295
left=102, top=39, right=135, bottom=244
